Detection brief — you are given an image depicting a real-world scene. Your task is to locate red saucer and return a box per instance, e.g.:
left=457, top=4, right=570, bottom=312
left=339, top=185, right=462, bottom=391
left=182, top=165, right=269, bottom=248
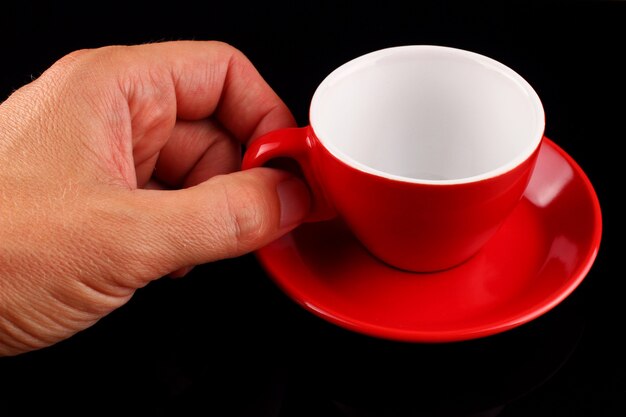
left=255, top=138, right=602, bottom=342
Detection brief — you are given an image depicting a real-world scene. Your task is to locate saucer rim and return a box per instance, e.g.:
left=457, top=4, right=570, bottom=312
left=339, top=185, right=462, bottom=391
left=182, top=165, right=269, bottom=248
left=256, top=137, right=603, bottom=342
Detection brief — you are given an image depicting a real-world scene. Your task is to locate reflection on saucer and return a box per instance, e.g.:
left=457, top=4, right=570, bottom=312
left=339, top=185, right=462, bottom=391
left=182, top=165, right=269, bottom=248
left=282, top=297, right=585, bottom=416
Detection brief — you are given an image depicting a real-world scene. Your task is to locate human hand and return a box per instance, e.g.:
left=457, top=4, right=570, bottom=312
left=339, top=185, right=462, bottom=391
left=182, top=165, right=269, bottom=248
left=0, top=41, right=310, bottom=356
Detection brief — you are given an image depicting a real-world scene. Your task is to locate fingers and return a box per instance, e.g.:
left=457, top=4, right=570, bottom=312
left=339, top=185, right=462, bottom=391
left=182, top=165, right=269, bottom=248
left=84, top=40, right=294, bottom=140
left=153, top=119, right=241, bottom=188
left=115, top=40, right=296, bottom=142
left=108, top=168, right=310, bottom=285
left=14, top=42, right=306, bottom=282
left=23, top=41, right=295, bottom=188
left=134, top=40, right=296, bottom=141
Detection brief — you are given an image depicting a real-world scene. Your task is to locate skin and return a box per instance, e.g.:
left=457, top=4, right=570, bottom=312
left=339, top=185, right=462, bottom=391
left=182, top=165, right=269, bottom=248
left=0, top=40, right=310, bottom=356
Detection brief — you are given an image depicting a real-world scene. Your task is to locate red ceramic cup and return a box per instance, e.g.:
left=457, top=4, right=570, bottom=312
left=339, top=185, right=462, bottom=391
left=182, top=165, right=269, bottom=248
left=243, top=45, right=545, bottom=272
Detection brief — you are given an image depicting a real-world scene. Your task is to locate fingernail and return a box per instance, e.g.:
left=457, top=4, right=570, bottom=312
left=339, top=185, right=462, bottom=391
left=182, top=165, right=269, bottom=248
left=277, top=176, right=311, bottom=229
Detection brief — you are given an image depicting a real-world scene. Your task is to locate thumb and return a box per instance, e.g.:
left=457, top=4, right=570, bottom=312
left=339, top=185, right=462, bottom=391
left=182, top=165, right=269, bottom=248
left=115, top=168, right=310, bottom=281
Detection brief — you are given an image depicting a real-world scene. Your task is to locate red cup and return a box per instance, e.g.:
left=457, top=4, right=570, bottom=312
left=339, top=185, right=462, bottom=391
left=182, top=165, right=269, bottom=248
left=244, top=45, right=545, bottom=272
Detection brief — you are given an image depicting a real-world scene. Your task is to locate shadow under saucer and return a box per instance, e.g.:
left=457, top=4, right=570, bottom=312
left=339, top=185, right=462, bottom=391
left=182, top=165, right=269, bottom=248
left=281, top=294, right=586, bottom=417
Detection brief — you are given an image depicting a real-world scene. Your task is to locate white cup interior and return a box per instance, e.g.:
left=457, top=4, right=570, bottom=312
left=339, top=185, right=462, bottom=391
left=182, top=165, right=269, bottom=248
left=309, top=45, right=545, bottom=184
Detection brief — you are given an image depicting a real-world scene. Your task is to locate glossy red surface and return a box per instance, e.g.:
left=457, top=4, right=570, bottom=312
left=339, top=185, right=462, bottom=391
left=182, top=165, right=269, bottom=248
left=312, top=131, right=540, bottom=272
left=244, top=126, right=541, bottom=272
left=255, top=138, right=602, bottom=342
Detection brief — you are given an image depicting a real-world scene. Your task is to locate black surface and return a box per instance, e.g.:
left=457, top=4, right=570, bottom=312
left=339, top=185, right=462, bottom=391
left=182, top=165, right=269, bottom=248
left=1, top=1, right=623, bottom=416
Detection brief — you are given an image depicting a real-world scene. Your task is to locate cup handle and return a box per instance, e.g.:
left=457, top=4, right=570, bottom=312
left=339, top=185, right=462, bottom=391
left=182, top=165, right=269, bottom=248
left=242, top=127, right=336, bottom=222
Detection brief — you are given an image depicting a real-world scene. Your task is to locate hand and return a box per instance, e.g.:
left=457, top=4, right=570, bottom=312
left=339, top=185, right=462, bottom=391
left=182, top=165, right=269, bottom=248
left=0, top=41, right=310, bottom=356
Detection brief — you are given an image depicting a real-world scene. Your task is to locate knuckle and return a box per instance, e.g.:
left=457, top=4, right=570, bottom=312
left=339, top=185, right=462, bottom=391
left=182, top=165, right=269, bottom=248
left=207, top=40, right=240, bottom=55
left=218, top=179, right=271, bottom=253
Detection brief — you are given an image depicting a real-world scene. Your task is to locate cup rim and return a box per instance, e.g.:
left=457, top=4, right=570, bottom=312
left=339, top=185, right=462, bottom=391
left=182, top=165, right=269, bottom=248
left=309, top=45, right=546, bottom=185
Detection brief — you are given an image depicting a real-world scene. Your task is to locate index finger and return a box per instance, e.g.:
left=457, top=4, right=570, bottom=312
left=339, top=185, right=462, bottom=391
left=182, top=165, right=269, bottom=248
left=152, top=40, right=296, bottom=142
left=111, top=40, right=296, bottom=144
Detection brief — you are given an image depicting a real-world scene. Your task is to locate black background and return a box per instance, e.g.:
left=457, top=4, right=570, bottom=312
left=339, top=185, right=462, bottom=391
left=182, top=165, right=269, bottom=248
left=0, top=1, right=623, bottom=416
